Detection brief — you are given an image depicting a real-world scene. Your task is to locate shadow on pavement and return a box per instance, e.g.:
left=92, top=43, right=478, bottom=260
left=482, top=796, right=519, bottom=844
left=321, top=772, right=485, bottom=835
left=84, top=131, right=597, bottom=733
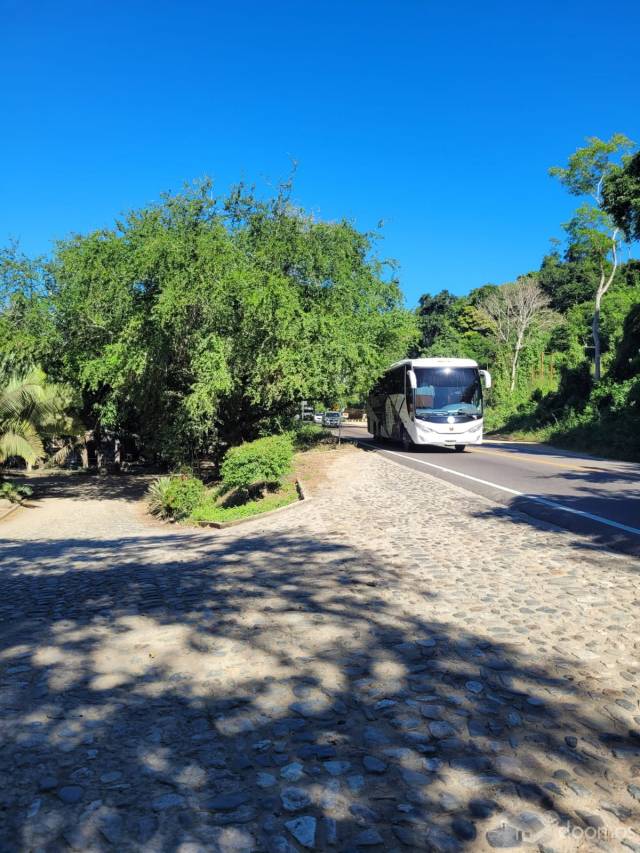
left=1, top=523, right=639, bottom=851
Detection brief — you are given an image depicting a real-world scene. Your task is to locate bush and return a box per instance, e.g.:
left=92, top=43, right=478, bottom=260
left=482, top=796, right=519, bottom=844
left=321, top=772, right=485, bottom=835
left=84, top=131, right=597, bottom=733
left=292, top=422, right=332, bottom=450
left=220, top=434, right=293, bottom=492
left=147, top=473, right=205, bottom=520
left=0, top=482, right=33, bottom=504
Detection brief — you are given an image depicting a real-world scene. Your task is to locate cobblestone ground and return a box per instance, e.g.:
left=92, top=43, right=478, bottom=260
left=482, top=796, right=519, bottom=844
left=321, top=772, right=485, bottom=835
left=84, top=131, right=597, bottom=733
left=1, top=451, right=639, bottom=852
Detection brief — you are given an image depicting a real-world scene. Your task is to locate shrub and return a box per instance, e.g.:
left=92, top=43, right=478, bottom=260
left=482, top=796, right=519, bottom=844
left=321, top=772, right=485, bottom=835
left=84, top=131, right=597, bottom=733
left=221, top=434, right=293, bottom=492
left=0, top=482, right=33, bottom=504
left=147, top=474, right=205, bottom=520
left=292, top=422, right=332, bottom=450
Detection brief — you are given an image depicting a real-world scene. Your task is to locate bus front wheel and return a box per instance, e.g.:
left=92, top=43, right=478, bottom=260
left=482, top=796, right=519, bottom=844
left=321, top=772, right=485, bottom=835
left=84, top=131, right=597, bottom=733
left=454, top=444, right=466, bottom=453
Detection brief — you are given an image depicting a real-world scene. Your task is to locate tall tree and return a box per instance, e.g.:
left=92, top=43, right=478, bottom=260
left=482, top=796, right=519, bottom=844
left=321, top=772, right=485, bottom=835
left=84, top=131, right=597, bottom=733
left=478, top=276, right=558, bottom=392
left=549, top=134, right=636, bottom=381
left=48, top=181, right=418, bottom=462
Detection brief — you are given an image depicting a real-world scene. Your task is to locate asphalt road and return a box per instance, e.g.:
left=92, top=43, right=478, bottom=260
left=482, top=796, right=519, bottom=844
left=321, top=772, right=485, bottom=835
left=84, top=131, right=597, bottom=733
left=340, top=423, right=640, bottom=556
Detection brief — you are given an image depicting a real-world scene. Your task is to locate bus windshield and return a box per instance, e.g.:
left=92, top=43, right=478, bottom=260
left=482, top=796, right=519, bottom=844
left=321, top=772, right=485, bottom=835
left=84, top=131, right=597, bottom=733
left=414, top=367, right=483, bottom=416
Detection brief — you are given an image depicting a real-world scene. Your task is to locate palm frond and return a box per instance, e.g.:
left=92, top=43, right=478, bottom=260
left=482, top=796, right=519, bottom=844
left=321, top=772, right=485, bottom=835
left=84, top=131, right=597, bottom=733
left=0, top=425, right=44, bottom=464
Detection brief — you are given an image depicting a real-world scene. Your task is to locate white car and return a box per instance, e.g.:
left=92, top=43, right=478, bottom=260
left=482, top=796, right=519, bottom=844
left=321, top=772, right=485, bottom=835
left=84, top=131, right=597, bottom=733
left=322, top=411, right=341, bottom=427
left=313, top=413, right=324, bottom=424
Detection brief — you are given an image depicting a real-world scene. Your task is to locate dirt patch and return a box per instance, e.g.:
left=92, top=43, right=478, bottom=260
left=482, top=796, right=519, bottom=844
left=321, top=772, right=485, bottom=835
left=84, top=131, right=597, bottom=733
left=293, top=442, right=358, bottom=492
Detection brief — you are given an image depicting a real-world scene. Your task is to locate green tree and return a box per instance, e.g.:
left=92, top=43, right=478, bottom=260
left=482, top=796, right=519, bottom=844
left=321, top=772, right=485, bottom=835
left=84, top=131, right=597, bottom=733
left=48, top=180, right=417, bottom=462
left=549, top=134, right=636, bottom=381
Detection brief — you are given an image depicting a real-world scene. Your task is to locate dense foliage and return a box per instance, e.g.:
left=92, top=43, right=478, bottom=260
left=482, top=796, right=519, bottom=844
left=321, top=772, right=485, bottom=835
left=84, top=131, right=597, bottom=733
left=220, top=434, right=294, bottom=493
left=1, top=181, right=416, bottom=465
left=147, top=473, right=205, bottom=520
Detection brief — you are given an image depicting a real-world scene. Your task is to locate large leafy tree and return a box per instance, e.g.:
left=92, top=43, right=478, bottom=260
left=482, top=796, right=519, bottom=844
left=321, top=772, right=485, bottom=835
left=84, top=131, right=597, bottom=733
left=48, top=181, right=417, bottom=462
left=549, top=134, right=636, bottom=381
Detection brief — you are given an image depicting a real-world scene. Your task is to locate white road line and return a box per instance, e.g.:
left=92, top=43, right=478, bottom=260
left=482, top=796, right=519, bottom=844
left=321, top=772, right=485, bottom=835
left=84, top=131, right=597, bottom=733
left=359, top=440, right=640, bottom=538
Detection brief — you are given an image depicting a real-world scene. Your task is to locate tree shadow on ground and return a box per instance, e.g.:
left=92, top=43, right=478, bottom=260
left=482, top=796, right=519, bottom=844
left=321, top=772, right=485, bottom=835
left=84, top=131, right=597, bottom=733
left=1, top=527, right=639, bottom=852
left=3, top=473, right=153, bottom=504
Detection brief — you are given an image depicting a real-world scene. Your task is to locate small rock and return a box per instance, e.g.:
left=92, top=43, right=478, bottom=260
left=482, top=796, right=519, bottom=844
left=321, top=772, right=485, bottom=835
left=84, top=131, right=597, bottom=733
left=57, top=786, right=83, bottom=804
left=350, top=803, right=380, bottom=822
left=285, top=815, right=317, bottom=848
left=267, top=835, right=298, bottom=853
left=38, top=775, right=58, bottom=791
left=257, top=772, right=277, bottom=788
left=628, top=783, right=640, bottom=801
left=100, top=771, right=122, bottom=784
left=420, top=704, right=444, bottom=720
left=324, top=760, right=350, bottom=776
left=427, top=826, right=461, bottom=852
left=452, top=817, right=476, bottom=841
left=601, top=800, right=632, bottom=820
left=429, top=721, right=455, bottom=739
left=152, top=792, right=185, bottom=811
left=575, top=811, right=604, bottom=829
left=347, top=774, right=365, bottom=792
left=206, top=791, right=250, bottom=811
left=353, top=828, right=383, bottom=846
left=281, top=786, right=311, bottom=812
left=363, top=756, right=387, bottom=773
left=99, top=811, right=124, bottom=844
left=564, top=736, right=577, bottom=749
left=298, top=744, right=336, bottom=759
left=137, top=815, right=158, bottom=843
left=280, top=762, right=305, bottom=781
left=486, top=823, right=522, bottom=847
left=400, top=768, right=430, bottom=786
left=515, top=811, right=544, bottom=834
left=362, top=726, right=390, bottom=748
left=323, top=816, right=337, bottom=844
left=466, top=681, right=484, bottom=694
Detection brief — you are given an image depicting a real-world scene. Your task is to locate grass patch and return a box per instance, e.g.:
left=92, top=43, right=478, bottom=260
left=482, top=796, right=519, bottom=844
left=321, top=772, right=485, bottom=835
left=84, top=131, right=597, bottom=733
left=189, top=478, right=299, bottom=524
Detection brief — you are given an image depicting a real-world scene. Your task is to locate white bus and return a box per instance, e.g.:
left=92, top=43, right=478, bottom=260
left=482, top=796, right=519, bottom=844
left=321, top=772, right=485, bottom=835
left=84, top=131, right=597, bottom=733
left=366, top=357, right=492, bottom=452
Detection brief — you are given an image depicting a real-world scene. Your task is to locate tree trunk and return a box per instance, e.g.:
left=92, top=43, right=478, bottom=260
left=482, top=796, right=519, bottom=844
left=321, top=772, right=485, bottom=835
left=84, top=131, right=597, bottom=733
left=593, top=294, right=602, bottom=383
left=592, top=230, right=619, bottom=383
left=510, top=333, right=524, bottom=392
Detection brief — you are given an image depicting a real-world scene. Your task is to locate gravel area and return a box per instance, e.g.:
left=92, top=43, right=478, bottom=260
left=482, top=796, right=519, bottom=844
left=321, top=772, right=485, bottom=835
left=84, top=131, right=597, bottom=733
left=0, top=450, right=639, bottom=851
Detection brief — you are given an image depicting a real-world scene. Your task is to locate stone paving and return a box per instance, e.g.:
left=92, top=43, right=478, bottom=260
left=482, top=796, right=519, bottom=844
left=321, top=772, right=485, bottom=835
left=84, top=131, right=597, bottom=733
left=0, top=450, right=639, bottom=852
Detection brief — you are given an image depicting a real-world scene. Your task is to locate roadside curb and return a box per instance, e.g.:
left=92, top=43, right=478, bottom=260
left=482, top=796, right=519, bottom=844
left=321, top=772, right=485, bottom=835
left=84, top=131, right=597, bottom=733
left=196, top=478, right=310, bottom=529
left=0, top=502, right=23, bottom=524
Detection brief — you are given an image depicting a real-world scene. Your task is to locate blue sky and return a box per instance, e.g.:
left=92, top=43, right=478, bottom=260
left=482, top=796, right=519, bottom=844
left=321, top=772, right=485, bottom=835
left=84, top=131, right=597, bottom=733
left=2, top=0, right=639, bottom=305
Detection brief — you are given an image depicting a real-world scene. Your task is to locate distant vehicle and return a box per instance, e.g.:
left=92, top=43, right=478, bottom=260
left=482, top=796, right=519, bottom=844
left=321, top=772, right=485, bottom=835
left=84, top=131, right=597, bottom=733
left=366, top=357, right=491, bottom=452
left=313, top=413, right=324, bottom=424
left=322, top=411, right=342, bottom=427
left=301, top=406, right=315, bottom=422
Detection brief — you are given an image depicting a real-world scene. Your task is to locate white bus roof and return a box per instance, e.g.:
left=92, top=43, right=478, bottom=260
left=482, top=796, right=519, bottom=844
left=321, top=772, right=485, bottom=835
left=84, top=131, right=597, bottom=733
left=387, top=357, right=479, bottom=370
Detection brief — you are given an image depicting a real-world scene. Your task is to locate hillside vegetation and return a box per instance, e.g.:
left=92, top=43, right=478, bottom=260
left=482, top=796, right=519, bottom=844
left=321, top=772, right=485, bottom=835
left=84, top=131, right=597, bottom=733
left=414, top=136, right=640, bottom=460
